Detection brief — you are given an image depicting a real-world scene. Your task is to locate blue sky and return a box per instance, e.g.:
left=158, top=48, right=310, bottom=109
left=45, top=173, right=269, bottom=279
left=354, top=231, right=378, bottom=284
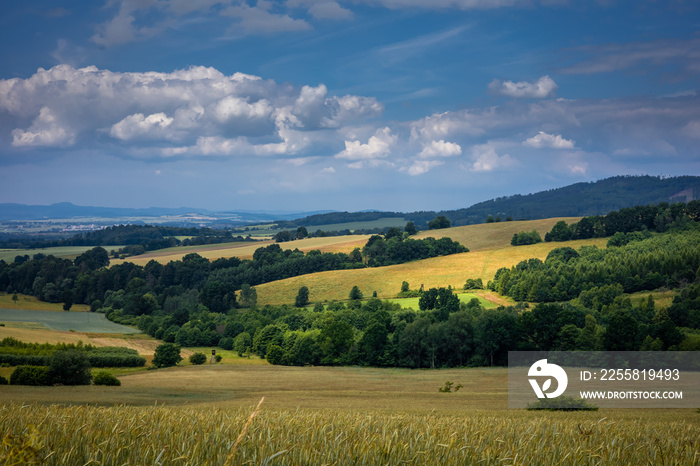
left=1, top=0, right=699, bottom=212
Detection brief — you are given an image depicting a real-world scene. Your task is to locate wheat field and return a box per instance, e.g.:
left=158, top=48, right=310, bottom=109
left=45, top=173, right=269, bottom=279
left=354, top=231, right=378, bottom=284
left=1, top=364, right=699, bottom=464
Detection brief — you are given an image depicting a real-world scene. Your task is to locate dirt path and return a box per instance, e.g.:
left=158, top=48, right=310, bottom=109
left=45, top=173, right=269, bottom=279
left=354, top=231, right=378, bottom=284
left=476, top=290, right=513, bottom=307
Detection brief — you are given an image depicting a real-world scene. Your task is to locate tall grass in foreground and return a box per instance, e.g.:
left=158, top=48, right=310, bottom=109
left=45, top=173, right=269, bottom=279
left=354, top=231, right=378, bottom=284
left=1, top=403, right=699, bottom=465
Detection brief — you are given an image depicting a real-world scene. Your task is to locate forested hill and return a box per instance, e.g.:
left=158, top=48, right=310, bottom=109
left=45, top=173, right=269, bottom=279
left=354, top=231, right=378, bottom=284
left=451, top=175, right=700, bottom=223
left=275, top=175, right=700, bottom=229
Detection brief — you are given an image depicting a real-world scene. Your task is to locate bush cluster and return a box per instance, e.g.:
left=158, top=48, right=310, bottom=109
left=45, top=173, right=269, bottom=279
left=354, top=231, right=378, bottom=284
left=93, top=371, right=121, bottom=386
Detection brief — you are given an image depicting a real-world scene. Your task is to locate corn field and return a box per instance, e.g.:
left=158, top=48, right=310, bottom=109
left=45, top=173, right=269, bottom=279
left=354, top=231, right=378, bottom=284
left=1, top=402, right=699, bottom=465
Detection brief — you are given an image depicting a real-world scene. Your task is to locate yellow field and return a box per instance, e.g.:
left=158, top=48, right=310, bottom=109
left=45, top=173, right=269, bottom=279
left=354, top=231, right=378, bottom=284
left=112, top=235, right=371, bottom=266
left=415, top=217, right=581, bottom=251
left=254, top=237, right=608, bottom=305
left=0, top=364, right=698, bottom=465
left=0, top=293, right=89, bottom=312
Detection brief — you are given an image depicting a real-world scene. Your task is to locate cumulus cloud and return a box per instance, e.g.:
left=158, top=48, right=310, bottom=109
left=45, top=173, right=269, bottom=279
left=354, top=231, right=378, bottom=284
left=489, top=76, right=558, bottom=99
left=410, top=111, right=485, bottom=141
left=335, top=127, right=396, bottom=161
left=470, top=144, right=519, bottom=172
left=11, top=107, right=75, bottom=147
left=293, top=84, right=383, bottom=128
left=406, top=159, right=443, bottom=176
left=523, top=131, right=575, bottom=149
left=0, top=64, right=380, bottom=156
left=110, top=112, right=175, bottom=141
left=418, top=139, right=462, bottom=158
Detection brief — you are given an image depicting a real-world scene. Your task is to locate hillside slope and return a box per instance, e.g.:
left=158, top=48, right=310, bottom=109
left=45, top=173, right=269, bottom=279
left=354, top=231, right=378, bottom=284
left=254, top=219, right=607, bottom=305
left=415, top=217, right=581, bottom=251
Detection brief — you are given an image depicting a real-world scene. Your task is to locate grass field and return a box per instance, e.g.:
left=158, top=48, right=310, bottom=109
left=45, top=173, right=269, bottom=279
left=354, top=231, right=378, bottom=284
left=0, top=293, right=90, bottom=312
left=0, top=245, right=123, bottom=263
left=237, top=217, right=408, bottom=237
left=0, top=364, right=698, bottom=464
left=388, top=292, right=499, bottom=309
left=0, top=308, right=141, bottom=334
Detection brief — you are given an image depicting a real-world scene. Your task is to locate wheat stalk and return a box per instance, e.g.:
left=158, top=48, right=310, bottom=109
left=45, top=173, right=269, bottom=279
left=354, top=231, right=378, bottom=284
left=225, top=397, right=265, bottom=465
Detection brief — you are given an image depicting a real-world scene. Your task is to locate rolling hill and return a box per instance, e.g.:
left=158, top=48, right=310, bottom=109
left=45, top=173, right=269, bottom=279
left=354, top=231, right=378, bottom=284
left=252, top=218, right=608, bottom=305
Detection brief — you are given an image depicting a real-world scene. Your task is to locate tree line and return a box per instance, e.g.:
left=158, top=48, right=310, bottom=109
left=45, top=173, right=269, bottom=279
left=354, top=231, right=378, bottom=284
left=544, top=201, right=700, bottom=242
left=0, top=224, right=249, bottom=252
left=0, top=232, right=468, bottom=318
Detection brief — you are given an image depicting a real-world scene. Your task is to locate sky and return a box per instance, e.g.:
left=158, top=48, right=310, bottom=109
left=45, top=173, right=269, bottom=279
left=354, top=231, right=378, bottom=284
left=0, top=0, right=699, bottom=213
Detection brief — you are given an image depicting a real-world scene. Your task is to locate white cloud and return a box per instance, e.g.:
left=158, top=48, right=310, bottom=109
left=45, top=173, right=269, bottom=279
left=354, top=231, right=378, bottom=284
left=418, top=140, right=462, bottom=158
left=523, top=131, right=575, bottom=149
left=11, top=107, right=74, bottom=147
left=292, top=84, right=383, bottom=128
left=91, top=0, right=162, bottom=46
left=321, top=166, right=336, bottom=173
left=287, top=0, right=353, bottom=19
left=335, top=127, right=396, bottom=161
left=213, top=96, right=273, bottom=122
left=110, top=112, right=175, bottom=141
left=568, top=162, right=588, bottom=175
left=221, top=2, right=311, bottom=36
left=470, top=144, right=519, bottom=172
left=406, top=159, right=443, bottom=176
left=489, top=76, right=558, bottom=99
left=0, top=64, right=380, bottom=157
left=410, top=111, right=484, bottom=141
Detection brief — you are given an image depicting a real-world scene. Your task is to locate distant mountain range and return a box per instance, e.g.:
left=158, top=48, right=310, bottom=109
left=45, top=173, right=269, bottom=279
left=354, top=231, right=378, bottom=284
left=2, top=175, right=698, bottom=229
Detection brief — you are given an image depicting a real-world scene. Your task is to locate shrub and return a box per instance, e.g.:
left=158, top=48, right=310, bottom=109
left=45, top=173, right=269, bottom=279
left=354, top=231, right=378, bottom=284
left=463, top=278, right=484, bottom=290
left=215, top=354, right=222, bottom=362
left=266, top=345, right=285, bottom=365
left=0, top=375, right=7, bottom=385
left=93, top=371, right=121, bottom=386
left=49, top=350, right=92, bottom=385
left=152, top=343, right=182, bottom=368
left=219, top=337, right=234, bottom=350
left=88, top=354, right=146, bottom=368
left=295, top=286, right=310, bottom=307
left=189, top=353, right=207, bottom=365
left=526, top=396, right=598, bottom=411
left=10, top=366, right=51, bottom=386
left=511, top=230, right=543, bottom=246
left=349, top=286, right=363, bottom=300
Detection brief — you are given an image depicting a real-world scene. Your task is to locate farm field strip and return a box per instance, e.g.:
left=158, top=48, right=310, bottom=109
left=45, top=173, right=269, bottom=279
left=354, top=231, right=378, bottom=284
left=0, top=364, right=698, bottom=465
left=0, top=308, right=141, bottom=334
left=238, top=217, right=408, bottom=236
left=0, top=293, right=90, bottom=312
left=112, top=235, right=372, bottom=266
left=0, top=245, right=124, bottom=263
